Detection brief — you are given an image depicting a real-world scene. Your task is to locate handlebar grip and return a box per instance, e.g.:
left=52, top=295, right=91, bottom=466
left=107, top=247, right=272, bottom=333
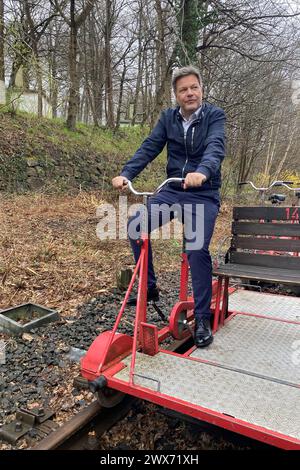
left=273, top=181, right=293, bottom=186
left=238, top=181, right=248, bottom=186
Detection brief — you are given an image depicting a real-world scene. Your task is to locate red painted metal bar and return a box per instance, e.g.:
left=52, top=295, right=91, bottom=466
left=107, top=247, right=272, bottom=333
left=96, top=254, right=142, bottom=374
left=183, top=344, right=197, bottom=357
left=106, top=375, right=300, bottom=450
left=129, top=234, right=148, bottom=385
left=213, top=276, right=223, bottom=333
left=220, top=277, right=229, bottom=326
left=179, top=253, right=189, bottom=301
left=232, top=311, right=300, bottom=325
left=157, top=325, right=172, bottom=341
left=136, top=236, right=149, bottom=337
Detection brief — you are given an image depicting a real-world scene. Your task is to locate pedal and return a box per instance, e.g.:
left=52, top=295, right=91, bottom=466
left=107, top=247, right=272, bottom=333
left=182, top=319, right=195, bottom=337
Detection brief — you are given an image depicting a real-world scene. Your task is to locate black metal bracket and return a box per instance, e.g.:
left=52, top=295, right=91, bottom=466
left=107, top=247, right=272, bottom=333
left=0, top=407, right=57, bottom=444
left=150, top=302, right=167, bottom=322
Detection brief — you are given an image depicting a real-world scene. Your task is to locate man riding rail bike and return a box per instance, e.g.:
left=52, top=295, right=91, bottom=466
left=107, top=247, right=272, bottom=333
left=112, top=66, right=226, bottom=348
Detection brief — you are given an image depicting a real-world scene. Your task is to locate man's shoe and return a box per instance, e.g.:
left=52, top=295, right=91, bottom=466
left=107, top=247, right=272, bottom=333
left=194, top=318, right=213, bottom=348
left=127, top=286, right=159, bottom=307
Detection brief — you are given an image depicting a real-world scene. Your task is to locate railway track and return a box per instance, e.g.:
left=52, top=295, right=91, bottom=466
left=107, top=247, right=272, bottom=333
left=31, top=337, right=193, bottom=450
left=32, top=396, right=136, bottom=450
left=29, top=332, right=275, bottom=451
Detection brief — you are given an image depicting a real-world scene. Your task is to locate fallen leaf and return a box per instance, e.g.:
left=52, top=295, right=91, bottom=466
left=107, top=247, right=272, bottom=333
left=22, top=332, right=34, bottom=342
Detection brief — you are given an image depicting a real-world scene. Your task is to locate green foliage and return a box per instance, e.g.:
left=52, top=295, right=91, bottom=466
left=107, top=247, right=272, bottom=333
left=0, top=151, right=28, bottom=192
left=198, top=8, right=219, bottom=28
left=0, top=110, right=162, bottom=193
left=249, top=171, right=300, bottom=188
left=276, top=170, right=300, bottom=185
left=180, top=0, right=199, bottom=65
left=235, top=170, right=300, bottom=206
left=175, top=0, right=220, bottom=66
left=133, top=150, right=167, bottom=192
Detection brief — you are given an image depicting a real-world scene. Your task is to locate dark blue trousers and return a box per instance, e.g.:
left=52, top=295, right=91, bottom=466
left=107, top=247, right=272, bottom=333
left=128, top=187, right=219, bottom=320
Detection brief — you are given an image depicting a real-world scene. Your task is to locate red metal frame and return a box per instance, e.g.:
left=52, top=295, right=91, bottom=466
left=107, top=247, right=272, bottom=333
left=104, top=373, right=300, bottom=450
left=92, top=310, right=300, bottom=450
left=82, top=231, right=197, bottom=379
left=179, top=252, right=189, bottom=300
left=81, top=212, right=300, bottom=450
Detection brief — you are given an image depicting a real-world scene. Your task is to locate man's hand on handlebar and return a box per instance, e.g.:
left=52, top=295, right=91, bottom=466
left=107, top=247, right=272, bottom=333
left=183, top=172, right=207, bottom=189
left=112, top=176, right=128, bottom=191
left=112, top=174, right=208, bottom=195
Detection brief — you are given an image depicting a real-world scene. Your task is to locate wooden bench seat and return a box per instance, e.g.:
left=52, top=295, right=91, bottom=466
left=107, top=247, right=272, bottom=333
left=212, top=205, right=300, bottom=331
left=214, top=263, right=300, bottom=285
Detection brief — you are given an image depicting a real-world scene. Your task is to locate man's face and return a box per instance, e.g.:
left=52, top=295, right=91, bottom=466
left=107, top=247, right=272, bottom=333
left=175, top=74, right=203, bottom=117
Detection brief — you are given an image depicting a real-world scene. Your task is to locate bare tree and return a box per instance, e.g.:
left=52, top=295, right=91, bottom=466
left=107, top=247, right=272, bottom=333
left=52, top=0, right=97, bottom=130
left=1, top=0, right=299, bottom=187
left=0, top=0, right=4, bottom=82
left=23, top=0, right=56, bottom=116
left=104, top=0, right=114, bottom=128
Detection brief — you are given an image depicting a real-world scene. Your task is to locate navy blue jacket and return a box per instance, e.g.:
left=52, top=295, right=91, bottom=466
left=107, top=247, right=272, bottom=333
left=121, top=102, right=226, bottom=191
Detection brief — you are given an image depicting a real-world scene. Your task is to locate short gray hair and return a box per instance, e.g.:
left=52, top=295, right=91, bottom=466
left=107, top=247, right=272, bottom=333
left=172, top=66, right=203, bottom=93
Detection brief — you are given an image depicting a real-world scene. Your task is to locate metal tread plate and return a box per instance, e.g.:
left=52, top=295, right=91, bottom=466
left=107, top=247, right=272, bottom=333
left=191, top=314, right=300, bottom=385
left=228, top=290, right=300, bottom=320
left=115, top=351, right=300, bottom=440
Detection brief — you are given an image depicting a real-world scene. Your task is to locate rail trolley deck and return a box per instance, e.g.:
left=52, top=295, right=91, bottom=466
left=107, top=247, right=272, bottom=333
left=81, top=179, right=300, bottom=450
left=82, top=289, right=300, bottom=449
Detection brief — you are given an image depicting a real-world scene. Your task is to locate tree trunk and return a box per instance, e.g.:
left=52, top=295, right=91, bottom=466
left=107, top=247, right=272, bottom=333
left=178, top=0, right=199, bottom=65
left=0, top=0, right=4, bottom=82
left=24, top=0, right=43, bottom=117
left=151, top=47, right=177, bottom=127
left=273, top=120, right=298, bottom=180
left=104, top=0, right=114, bottom=128
left=49, top=31, right=58, bottom=118
left=115, top=61, right=126, bottom=130
left=131, top=48, right=143, bottom=125
left=66, top=0, right=79, bottom=130
left=155, top=0, right=169, bottom=108
left=36, top=65, right=43, bottom=117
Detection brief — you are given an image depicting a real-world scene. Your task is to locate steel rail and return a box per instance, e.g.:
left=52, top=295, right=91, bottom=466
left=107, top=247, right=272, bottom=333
left=31, top=337, right=192, bottom=450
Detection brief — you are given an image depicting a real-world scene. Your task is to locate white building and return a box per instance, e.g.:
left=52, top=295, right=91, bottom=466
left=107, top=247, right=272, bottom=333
left=0, top=67, right=52, bottom=117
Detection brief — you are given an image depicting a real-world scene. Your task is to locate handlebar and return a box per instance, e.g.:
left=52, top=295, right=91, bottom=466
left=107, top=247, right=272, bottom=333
left=277, top=182, right=300, bottom=191
left=238, top=180, right=300, bottom=192
left=126, top=177, right=184, bottom=196
left=238, top=181, right=269, bottom=191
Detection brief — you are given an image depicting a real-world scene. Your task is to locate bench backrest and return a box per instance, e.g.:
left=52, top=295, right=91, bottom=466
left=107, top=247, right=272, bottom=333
left=230, top=206, right=300, bottom=270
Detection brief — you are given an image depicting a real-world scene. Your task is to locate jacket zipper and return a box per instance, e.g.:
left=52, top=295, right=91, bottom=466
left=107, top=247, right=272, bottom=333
left=182, top=129, right=189, bottom=179
left=191, top=127, right=195, bottom=152
left=182, top=125, right=195, bottom=178
left=181, top=108, right=203, bottom=178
